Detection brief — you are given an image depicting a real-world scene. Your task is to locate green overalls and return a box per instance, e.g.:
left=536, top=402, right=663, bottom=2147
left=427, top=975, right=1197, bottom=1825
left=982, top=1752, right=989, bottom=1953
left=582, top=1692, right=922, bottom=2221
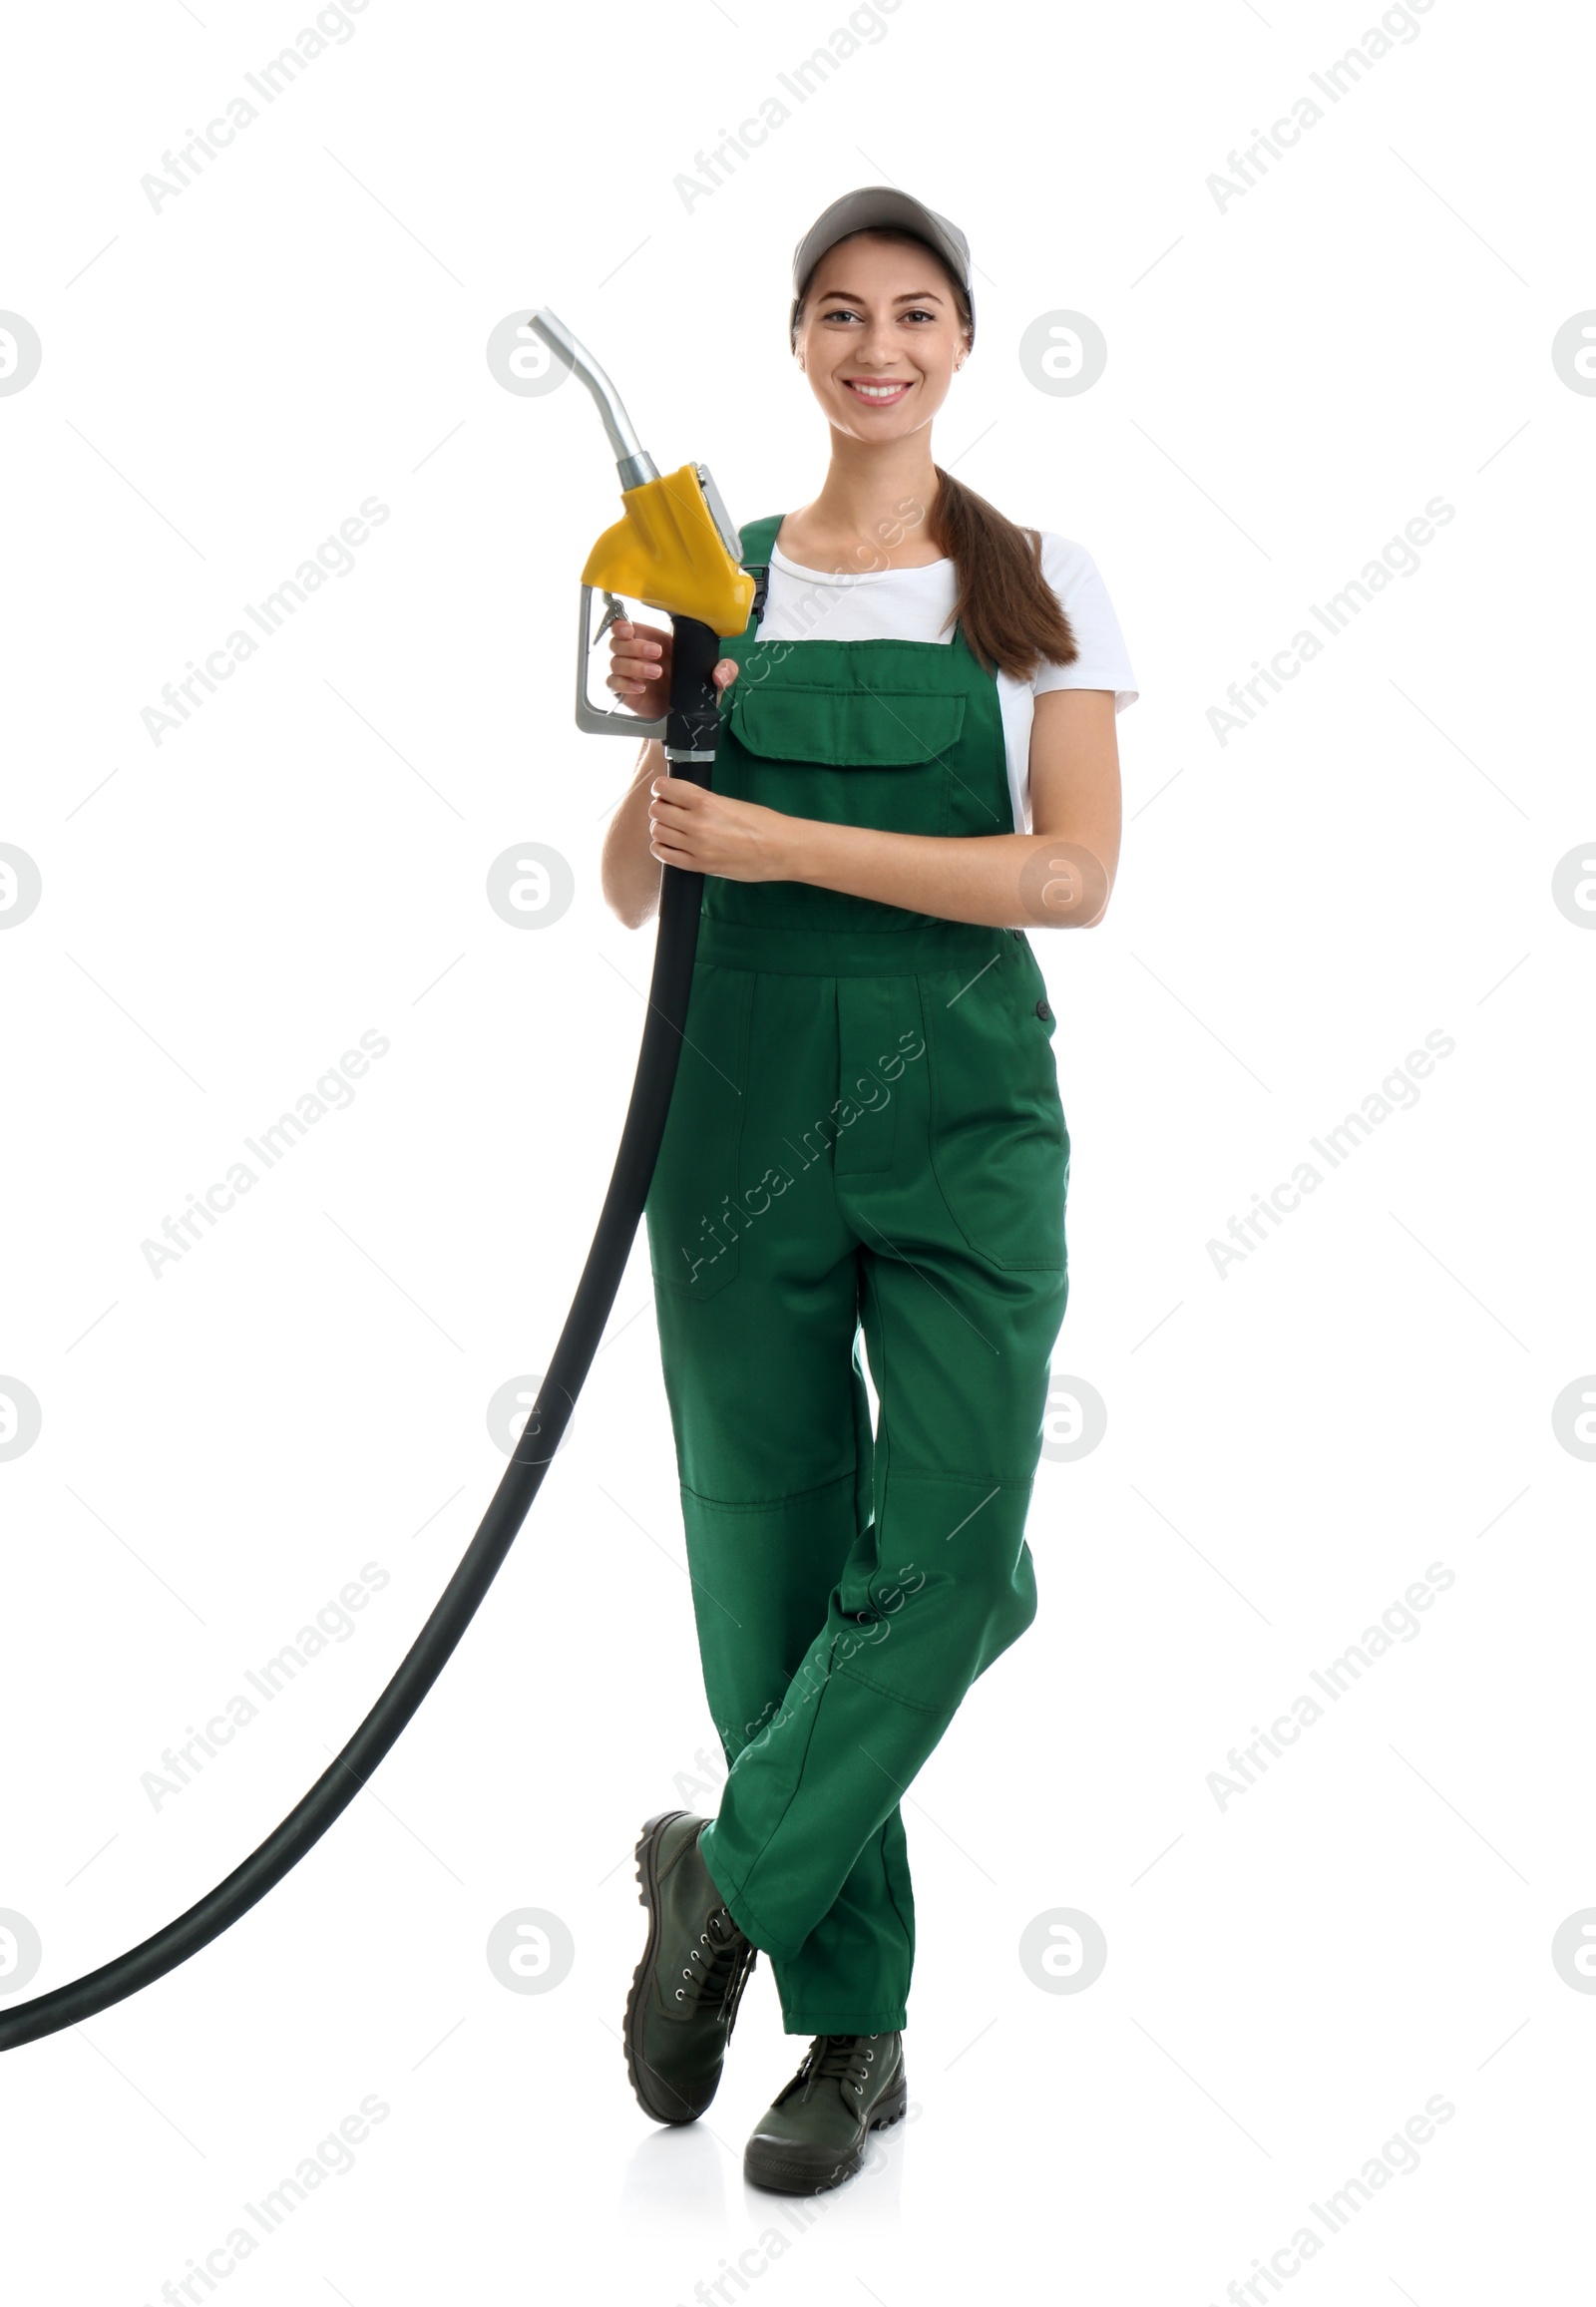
left=643, top=514, right=1070, bottom=2036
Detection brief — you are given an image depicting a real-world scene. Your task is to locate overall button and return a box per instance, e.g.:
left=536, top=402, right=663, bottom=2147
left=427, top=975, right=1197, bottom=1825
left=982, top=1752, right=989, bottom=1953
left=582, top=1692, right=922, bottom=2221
left=1035, top=999, right=1052, bottom=1021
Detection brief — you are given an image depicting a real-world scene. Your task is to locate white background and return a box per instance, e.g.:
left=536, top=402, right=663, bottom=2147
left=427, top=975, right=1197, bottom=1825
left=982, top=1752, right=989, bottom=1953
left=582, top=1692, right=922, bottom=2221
left=1, top=0, right=1591, bottom=2299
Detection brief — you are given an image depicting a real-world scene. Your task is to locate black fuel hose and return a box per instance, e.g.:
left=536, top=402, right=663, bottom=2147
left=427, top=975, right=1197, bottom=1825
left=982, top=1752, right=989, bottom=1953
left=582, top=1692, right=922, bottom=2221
left=0, top=615, right=726, bottom=2054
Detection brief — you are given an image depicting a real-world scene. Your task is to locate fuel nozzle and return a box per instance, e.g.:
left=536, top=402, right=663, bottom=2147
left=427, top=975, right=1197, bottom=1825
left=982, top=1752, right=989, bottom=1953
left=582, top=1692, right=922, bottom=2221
left=527, top=308, right=659, bottom=494
left=526, top=309, right=755, bottom=745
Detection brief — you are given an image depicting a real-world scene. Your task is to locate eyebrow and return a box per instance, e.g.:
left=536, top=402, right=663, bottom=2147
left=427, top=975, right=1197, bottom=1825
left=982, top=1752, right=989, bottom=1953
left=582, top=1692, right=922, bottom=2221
left=817, top=287, right=946, bottom=304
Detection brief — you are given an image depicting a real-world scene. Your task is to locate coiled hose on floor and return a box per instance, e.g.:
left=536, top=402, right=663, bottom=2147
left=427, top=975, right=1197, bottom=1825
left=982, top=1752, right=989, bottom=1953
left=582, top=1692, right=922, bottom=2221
left=0, top=616, right=724, bottom=2054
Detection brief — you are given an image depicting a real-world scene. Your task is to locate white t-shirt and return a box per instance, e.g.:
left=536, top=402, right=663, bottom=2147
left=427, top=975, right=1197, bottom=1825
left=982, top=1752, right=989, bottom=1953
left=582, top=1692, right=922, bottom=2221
left=753, top=532, right=1138, bottom=834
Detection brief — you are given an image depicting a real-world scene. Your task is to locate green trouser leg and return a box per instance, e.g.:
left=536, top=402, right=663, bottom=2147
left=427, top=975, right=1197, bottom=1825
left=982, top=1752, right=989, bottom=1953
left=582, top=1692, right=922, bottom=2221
left=647, top=950, right=1067, bottom=2034
left=676, top=1457, right=921, bottom=2037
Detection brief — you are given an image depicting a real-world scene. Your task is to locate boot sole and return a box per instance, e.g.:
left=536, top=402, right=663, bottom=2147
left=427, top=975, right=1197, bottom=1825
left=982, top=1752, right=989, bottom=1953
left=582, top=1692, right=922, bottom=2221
left=623, top=1808, right=705, bottom=2127
left=743, top=2075, right=909, bottom=2194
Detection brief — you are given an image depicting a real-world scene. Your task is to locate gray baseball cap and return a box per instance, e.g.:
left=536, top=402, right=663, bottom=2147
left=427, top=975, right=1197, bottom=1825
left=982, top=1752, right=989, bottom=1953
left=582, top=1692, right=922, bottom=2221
left=789, top=188, right=974, bottom=349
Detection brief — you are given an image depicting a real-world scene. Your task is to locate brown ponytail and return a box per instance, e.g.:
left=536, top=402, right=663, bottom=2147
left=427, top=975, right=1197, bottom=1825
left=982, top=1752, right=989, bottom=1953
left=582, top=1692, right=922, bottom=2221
left=928, top=468, right=1078, bottom=682
left=793, top=223, right=1078, bottom=683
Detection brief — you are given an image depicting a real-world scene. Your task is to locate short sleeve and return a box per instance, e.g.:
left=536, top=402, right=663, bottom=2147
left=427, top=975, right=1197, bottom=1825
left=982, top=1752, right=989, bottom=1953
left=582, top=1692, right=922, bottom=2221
left=1030, top=533, right=1139, bottom=713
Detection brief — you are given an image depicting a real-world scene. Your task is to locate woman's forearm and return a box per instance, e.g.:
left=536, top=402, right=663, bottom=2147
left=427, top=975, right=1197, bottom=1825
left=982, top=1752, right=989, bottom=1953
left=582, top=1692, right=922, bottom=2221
left=601, top=741, right=666, bottom=926
left=779, top=818, right=1112, bottom=930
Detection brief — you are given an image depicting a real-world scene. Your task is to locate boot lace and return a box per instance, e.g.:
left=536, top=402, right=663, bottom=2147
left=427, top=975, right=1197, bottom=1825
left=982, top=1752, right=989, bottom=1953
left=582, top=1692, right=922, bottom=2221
left=675, top=1906, right=756, bottom=2025
left=796, top=2033, right=878, bottom=2102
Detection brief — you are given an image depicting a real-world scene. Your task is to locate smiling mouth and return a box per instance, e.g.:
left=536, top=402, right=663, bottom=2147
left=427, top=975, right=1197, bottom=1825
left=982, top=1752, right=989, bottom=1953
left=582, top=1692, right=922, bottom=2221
left=842, top=378, right=912, bottom=404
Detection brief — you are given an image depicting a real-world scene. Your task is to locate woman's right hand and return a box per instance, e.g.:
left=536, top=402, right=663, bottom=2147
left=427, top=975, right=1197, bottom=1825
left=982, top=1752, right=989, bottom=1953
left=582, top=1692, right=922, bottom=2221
left=607, top=619, right=739, bottom=721
left=607, top=618, right=671, bottom=720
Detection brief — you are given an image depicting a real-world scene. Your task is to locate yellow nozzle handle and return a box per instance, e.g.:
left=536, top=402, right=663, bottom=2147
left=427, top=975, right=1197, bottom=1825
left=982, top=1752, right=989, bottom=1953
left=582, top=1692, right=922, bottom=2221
left=583, top=463, right=754, bottom=639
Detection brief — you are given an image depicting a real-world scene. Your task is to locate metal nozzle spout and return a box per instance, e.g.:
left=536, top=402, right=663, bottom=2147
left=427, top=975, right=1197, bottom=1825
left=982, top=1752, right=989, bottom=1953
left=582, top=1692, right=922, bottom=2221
left=527, top=308, right=659, bottom=492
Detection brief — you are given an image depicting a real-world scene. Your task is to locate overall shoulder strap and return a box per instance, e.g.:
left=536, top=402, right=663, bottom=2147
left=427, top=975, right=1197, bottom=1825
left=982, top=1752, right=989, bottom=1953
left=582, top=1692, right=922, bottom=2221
left=737, top=513, right=784, bottom=566
left=733, top=514, right=783, bottom=637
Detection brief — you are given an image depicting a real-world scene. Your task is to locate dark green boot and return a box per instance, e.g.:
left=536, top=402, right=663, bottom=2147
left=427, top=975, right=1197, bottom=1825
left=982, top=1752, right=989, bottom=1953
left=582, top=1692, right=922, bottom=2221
left=743, top=2033, right=908, bottom=2193
left=623, top=1809, right=757, bottom=2125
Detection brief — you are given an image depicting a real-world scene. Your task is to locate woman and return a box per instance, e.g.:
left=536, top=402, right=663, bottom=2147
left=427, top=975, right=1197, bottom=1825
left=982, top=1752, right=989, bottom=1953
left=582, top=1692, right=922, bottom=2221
left=599, top=188, right=1137, bottom=2194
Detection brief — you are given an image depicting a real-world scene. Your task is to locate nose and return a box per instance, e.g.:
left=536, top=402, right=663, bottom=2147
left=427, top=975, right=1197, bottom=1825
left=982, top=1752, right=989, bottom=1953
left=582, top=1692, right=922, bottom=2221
left=851, top=317, right=902, bottom=366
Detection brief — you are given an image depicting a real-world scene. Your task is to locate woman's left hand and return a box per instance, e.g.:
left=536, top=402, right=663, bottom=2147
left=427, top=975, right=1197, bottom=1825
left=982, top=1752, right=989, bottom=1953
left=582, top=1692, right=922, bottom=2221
left=647, top=776, right=800, bottom=884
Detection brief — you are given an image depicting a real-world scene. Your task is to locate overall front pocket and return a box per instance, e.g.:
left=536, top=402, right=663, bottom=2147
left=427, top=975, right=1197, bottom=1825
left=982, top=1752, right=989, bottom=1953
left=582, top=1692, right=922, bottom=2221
left=644, top=966, right=755, bottom=1301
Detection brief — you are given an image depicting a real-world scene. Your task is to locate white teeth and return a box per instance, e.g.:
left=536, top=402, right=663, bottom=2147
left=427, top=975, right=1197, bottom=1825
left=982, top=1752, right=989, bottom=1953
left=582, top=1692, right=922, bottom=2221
left=851, top=381, right=906, bottom=398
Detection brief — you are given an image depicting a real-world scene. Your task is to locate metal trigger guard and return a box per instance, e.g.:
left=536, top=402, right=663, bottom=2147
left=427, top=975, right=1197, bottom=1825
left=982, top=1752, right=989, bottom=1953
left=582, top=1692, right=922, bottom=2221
left=577, top=582, right=667, bottom=739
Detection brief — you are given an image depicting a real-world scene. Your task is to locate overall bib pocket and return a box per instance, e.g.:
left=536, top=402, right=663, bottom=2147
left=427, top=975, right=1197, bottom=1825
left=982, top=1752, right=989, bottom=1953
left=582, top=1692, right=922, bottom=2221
left=725, top=681, right=965, bottom=842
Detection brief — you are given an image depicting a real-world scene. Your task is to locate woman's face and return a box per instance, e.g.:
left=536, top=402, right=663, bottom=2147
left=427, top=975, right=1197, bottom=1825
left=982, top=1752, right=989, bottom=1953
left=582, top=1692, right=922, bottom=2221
left=795, top=233, right=969, bottom=441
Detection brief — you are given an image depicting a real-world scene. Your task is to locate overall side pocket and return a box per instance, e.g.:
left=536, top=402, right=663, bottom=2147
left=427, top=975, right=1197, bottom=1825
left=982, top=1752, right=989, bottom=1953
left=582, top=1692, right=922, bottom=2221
left=922, top=941, right=1069, bottom=1274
